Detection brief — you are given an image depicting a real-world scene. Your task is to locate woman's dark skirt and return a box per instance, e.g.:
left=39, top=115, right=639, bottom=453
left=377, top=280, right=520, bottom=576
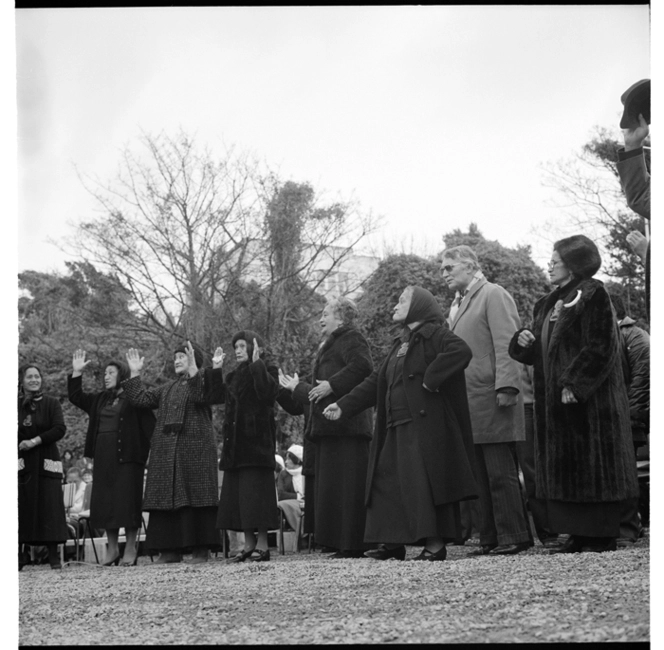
left=364, top=423, right=462, bottom=544
left=547, top=500, right=621, bottom=537
left=146, top=506, right=220, bottom=550
left=18, top=469, right=68, bottom=544
left=89, top=430, right=144, bottom=530
left=314, top=436, right=372, bottom=551
left=303, top=474, right=315, bottom=534
left=217, top=467, right=279, bottom=531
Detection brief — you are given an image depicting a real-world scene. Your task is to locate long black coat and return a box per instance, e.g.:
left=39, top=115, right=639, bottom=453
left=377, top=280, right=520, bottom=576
left=276, top=385, right=315, bottom=477
left=509, top=278, right=639, bottom=503
left=305, top=326, right=373, bottom=441
left=337, top=322, right=479, bottom=508
left=205, top=359, right=279, bottom=471
left=68, top=374, right=155, bottom=464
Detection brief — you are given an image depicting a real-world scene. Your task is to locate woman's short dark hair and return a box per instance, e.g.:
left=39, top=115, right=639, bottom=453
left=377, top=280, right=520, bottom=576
left=18, top=364, right=43, bottom=390
left=328, top=297, right=359, bottom=327
left=553, top=235, right=601, bottom=279
left=106, top=360, right=130, bottom=385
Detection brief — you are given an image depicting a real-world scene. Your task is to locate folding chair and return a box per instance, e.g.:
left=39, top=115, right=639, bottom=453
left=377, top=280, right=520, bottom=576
left=76, top=483, right=100, bottom=563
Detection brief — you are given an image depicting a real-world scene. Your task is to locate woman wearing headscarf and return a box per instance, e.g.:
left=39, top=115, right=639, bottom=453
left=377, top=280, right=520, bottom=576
left=205, top=330, right=280, bottom=563
left=509, top=235, right=639, bottom=553
left=68, top=350, right=155, bottom=566
left=123, top=341, right=219, bottom=564
left=18, top=364, right=68, bottom=570
left=303, top=297, right=374, bottom=559
left=324, top=286, right=478, bottom=561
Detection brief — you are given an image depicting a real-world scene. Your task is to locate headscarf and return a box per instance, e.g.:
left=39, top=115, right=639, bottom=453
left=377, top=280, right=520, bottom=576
left=232, top=330, right=265, bottom=361
left=400, top=286, right=445, bottom=342
left=18, top=364, right=44, bottom=412
left=102, top=360, right=130, bottom=406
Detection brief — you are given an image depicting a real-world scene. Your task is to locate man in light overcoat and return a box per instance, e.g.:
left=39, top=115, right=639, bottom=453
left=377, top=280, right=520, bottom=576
left=441, top=245, right=531, bottom=555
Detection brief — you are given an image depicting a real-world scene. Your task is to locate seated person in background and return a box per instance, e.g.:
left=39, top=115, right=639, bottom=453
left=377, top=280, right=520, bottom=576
left=277, top=445, right=305, bottom=533
left=274, top=454, right=285, bottom=484
left=81, top=469, right=93, bottom=485
left=65, top=468, right=89, bottom=533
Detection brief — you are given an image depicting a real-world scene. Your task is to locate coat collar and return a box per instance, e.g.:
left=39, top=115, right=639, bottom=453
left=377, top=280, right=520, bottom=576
left=449, top=276, right=488, bottom=327
left=392, top=321, right=439, bottom=342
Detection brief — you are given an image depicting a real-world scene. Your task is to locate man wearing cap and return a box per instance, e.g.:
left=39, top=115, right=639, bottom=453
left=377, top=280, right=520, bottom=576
left=440, top=245, right=532, bottom=556
left=617, top=79, right=650, bottom=316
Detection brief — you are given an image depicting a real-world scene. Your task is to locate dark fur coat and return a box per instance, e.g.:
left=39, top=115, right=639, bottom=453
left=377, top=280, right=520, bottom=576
left=205, top=359, right=279, bottom=471
left=509, top=278, right=639, bottom=503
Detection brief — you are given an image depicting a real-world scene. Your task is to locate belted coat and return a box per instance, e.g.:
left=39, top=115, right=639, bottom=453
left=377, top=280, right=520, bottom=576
left=509, top=278, right=639, bottom=503
left=337, top=322, right=479, bottom=508
left=122, top=372, right=218, bottom=511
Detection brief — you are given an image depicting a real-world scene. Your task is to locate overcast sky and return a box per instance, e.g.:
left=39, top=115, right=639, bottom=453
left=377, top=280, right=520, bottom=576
left=14, top=5, right=650, bottom=274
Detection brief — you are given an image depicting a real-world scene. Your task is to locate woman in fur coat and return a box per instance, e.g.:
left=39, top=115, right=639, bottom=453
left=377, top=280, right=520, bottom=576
left=509, top=235, right=639, bottom=553
left=206, top=330, right=280, bottom=563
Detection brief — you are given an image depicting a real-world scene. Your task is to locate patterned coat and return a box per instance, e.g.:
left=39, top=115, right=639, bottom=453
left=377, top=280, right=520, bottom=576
left=122, top=373, right=218, bottom=511
left=509, top=278, right=639, bottom=503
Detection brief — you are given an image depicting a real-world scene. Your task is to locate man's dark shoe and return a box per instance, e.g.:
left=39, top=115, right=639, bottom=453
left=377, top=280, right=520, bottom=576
left=489, top=541, right=532, bottom=556
left=548, top=535, right=583, bottom=555
left=467, top=543, right=498, bottom=556
left=364, top=545, right=406, bottom=561
left=329, top=550, right=366, bottom=559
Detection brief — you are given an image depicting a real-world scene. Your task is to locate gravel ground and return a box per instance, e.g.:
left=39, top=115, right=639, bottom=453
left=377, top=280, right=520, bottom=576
left=19, top=534, right=649, bottom=645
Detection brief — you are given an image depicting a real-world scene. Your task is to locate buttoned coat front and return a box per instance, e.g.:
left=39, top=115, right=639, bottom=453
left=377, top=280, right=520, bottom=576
left=337, top=322, right=479, bottom=508
left=122, top=373, right=218, bottom=511
left=447, top=277, right=525, bottom=443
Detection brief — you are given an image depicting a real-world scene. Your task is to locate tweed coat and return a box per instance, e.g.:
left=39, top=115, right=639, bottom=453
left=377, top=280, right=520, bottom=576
left=304, top=326, right=373, bottom=441
left=68, top=374, right=155, bottom=464
left=337, top=322, right=479, bottom=508
left=122, top=373, right=218, bottom=511
left=205, top=359, right=279, bottom=471
left=509, top=278, right=639, bottom=503
left=447, top=277, right=525, bottom=443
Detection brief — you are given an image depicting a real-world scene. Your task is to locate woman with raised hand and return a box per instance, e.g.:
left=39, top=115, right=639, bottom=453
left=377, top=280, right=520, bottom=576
left=509, top=235, right=639, bottom=554
left=205, top=331, right=280, bottom=563
left=68, top=350, right=155, bottom=566
left=323, top=286, right=478, bottom=562
left=18, top=364, right=68, bottom=570
left=122, top=341, right=219, bottom=564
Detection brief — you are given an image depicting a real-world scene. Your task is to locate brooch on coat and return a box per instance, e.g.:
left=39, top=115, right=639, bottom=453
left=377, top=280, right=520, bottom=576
left=396, top=342, right=409, bottom=357
left=22, top=415, right=32, bottom=427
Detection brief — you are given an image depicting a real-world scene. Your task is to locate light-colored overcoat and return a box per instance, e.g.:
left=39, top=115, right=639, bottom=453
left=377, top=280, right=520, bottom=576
left=447, top=277, right=525, bottom=443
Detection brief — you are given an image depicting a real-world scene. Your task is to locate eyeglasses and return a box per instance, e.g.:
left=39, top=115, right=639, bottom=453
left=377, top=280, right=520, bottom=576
left=441, top=262, right=462, bottom=274
left=547, top=260, right=564, bottom=269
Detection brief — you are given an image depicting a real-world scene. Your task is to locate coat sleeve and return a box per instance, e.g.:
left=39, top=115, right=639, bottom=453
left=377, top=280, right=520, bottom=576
left=336, top=368, right=380, bottom=418
left=558, top=287, right=622, bottom=403
left=422, top=329, right=473, bottom=391
left=67, top=374, right=97, bottom=414
left=277, top=470, right=297, bottom=501
left=39, top=398, right=67, bottom=445
left=277, top=388, right=305, bottom=416
left=326, top=332, right=373, bottom=397
left=617, top=150, right=651, bottom=220
left=121, top=376, right=162, bottom=409
left=486, top=287, right=523, bottom=392
left=250, top=360, right=279, bottom=402
left=508, top=327, right=538, bottom=366
left=203, top=367, right=226, bottom=404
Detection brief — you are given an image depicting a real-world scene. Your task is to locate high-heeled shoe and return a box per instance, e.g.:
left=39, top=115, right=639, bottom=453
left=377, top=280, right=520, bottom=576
left=228, top=548, right=256, bottom=563
left=250, top=548, right=270, bottom=562
left=103, top=554, right=121, bottom=566
left=412, top=546, right=447, bottom=562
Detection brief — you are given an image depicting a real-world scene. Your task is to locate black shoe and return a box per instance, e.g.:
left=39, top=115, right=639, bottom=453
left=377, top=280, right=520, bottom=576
left=581, top=538, right=617, bottom=553
left=548, top=535, right=583, bottom=555
left=467, top=543, right=497, bottom=556
left=364, top=545, right=406, bottom=561
left=103, top=554, right=121, bottom=567
left=542, top=536, right=562, bottom=549
left=330, top=550, right=366, bottom=559
left=227, top=548, right=255, bottom=564
left=250, top=549, right=270, bottom=562
left=489, top=541, right=532, bottom=556
left=412, top=546, right=447, bottom=562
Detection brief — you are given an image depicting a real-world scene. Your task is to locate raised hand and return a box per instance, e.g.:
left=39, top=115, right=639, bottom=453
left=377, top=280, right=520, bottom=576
left=126, top=348, right=144, bottom=377
left=185, top=340, right=199, bottom=377
left=517, top=329, right=536, bottom=349
left=322, top=403, right=342, bottom=420
left=72, top=349, right=91, bottom=376
left=252, top=338, right=261, bottom=363
left=626, top=230, right=648, bottom=263
left=308, top=379, right=332, bottom=403
left=279, top=369, right=299, bottom=392
left=622, top=113, right=650, bottom=151
left=212, top=347, right=225, bottom=369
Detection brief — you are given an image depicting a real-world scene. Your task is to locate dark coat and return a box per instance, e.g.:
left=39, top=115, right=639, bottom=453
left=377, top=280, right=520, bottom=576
left=277, top=468, right=299, bottom=501
left=68, top=374, right=155, bottom=464
left=509, top=278, right=639, bottom=503
left=122, top=373, right=219, bottom=511
left=18, top=395, right=69, bottom=543
left=337, top=322, right=479, bottom=508
left=618, top=317, right=650, bottom=442
left=276, top=385, right=315, bottom=476
left=305, top=326, right=373, bottom=441
left=205, top=359, right=279, bottom=471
